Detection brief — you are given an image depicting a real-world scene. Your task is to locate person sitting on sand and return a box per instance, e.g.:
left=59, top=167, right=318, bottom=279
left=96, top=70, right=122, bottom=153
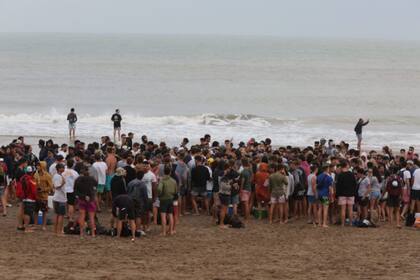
left=157, top=165, right=178, bottom=236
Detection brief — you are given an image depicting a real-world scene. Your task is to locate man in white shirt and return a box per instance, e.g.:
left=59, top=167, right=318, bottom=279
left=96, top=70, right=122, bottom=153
left=62, top=159, right=79, bottom=223
left=49, top=155, right=65, bottom=177
left=52, top=163, right=67, bottom=236
left=92, top=153, right=108, bottom=211
left=410, top=162, right=420, bottom=213
left=140, top=160, right=157, bottom=228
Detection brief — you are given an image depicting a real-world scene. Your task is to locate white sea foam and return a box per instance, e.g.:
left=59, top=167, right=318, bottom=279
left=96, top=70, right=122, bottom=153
left=0, top=111, right=419, bottom=149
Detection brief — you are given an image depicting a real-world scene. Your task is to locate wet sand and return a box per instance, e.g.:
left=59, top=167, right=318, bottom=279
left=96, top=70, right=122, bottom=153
left=0, top=206, right=419, bottom=280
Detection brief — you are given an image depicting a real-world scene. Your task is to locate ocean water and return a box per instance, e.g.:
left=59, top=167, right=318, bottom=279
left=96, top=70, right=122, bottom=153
left=0, top=33, right=419, bottom=149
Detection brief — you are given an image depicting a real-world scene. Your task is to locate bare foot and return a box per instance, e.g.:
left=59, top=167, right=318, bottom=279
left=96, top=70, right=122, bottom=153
left=219, top=225, right=229, bottom=229
left=322, top=224, right=329, bottom=228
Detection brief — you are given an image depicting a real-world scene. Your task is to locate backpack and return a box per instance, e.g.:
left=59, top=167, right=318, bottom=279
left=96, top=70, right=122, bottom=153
left=406, top=213, right=415, bottom=227
left=230, top=215, right=245, bottom=228
left=388, top=175, right=402, bottom=189
left=219, top=177, right=232, bottom=196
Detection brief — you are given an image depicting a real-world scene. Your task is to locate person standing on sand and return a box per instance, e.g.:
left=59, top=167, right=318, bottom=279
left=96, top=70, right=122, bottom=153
left=52, top=163, right=67, bottom=236
left=157, top=165, right=178, bottom=236
left=67, top=108, right=77, bottom=140
left=316, top=164, right=333, bottom=228
left=354, top=118, right=369, bottom=151
left=74, top=166, right=97, bottom=238
left=111, top=109, right=122, bottom=143
left=34, top=161, right=53, bottom=230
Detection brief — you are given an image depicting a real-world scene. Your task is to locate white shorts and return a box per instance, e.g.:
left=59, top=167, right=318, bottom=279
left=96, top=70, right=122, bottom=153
left=271, top=194, right=286, bottom=204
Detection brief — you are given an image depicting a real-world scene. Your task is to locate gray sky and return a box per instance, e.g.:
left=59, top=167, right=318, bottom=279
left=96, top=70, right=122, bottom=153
left=1, top=0, right=419, bottom=40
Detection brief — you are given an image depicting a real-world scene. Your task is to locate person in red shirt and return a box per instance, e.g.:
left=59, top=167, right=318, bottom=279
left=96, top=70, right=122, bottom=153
left=20, top=166, right=37, bottom=233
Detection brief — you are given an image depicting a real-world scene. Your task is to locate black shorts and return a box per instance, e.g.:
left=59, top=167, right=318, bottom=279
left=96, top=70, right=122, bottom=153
left=387, top=195, right=400, bottom=208
left=113, top=122, right=121, bottom=129
left=219, top=194, right=230, bottom=206
left=133, top=200, right=145, bottom=218
left=66, top=192, right=76, bottom=206
left=35, top=200, right=49, bottom=213
left=53, top=201, right=66, bottom=216
left=23, top=201, right=36, bottom=216
left=359, top=197, right=369, bottom=207
left=146, top=198, right=153, bottom=212
left=411, top=190, right=420, bottom=201
left=113, top=206, right=135, bottom=221
left=160, top=199, right=174, bottom=214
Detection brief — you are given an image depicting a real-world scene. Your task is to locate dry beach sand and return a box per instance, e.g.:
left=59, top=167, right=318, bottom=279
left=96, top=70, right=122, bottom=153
left=0, top=206, right=419, bottom=280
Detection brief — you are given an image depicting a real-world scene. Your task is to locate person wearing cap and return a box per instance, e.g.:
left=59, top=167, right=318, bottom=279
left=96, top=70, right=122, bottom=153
left=74, top=166, right=97, bottom=238
left=20, top=166, right=37, bottom=233
left=111, top=109, right=122, bottom=143
left=52, top=163, right=67, bottom=235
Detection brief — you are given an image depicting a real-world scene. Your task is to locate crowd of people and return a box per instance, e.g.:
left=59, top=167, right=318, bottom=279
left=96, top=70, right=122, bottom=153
left=0, top=116, right=420, bottom=242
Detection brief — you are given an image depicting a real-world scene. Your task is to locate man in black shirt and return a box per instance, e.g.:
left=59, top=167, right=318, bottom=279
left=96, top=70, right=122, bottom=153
left=190, top=156, right=210, bottom=215
left=335, top=161, right=357, bottom=226
left=67, top=108, right=77, bottom=140
left=111, top=109, right=122, bottom=143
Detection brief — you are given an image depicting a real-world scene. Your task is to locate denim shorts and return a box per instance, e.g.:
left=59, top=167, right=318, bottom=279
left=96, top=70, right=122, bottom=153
left=231, top=194, right=239, bottom=205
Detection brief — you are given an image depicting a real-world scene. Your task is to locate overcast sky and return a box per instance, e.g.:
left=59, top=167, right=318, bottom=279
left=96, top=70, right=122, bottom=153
left=0, top=0, right=419, bottom=40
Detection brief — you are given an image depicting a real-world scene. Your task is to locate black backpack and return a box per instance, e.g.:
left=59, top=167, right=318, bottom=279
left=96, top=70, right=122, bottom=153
left=406, top=213, right=415, bottom=227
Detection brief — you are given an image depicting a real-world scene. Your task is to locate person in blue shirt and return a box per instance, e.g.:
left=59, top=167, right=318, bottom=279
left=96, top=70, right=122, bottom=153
left=316, top=164, right=333, bottom=228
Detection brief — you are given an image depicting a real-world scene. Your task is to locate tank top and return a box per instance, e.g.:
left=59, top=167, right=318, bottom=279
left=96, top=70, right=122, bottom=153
left=307, top=174, right=316, bottom=196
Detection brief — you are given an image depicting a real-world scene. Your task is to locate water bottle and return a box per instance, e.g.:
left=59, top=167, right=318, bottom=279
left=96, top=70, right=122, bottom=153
left=37, top=211, right=43, bottom=225
left=228, top=204, right=233, bottom=216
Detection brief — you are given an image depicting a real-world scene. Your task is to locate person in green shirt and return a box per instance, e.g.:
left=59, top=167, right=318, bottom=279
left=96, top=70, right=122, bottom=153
left=240, top=158, right=253, bottom=220
left=268, top=164, right=289, bottom=224
left=157, top=165, right=178, bottom=236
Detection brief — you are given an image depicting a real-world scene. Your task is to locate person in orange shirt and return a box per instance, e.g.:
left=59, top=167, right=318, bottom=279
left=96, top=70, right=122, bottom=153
left=254, top=159, right=270, bottom=217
